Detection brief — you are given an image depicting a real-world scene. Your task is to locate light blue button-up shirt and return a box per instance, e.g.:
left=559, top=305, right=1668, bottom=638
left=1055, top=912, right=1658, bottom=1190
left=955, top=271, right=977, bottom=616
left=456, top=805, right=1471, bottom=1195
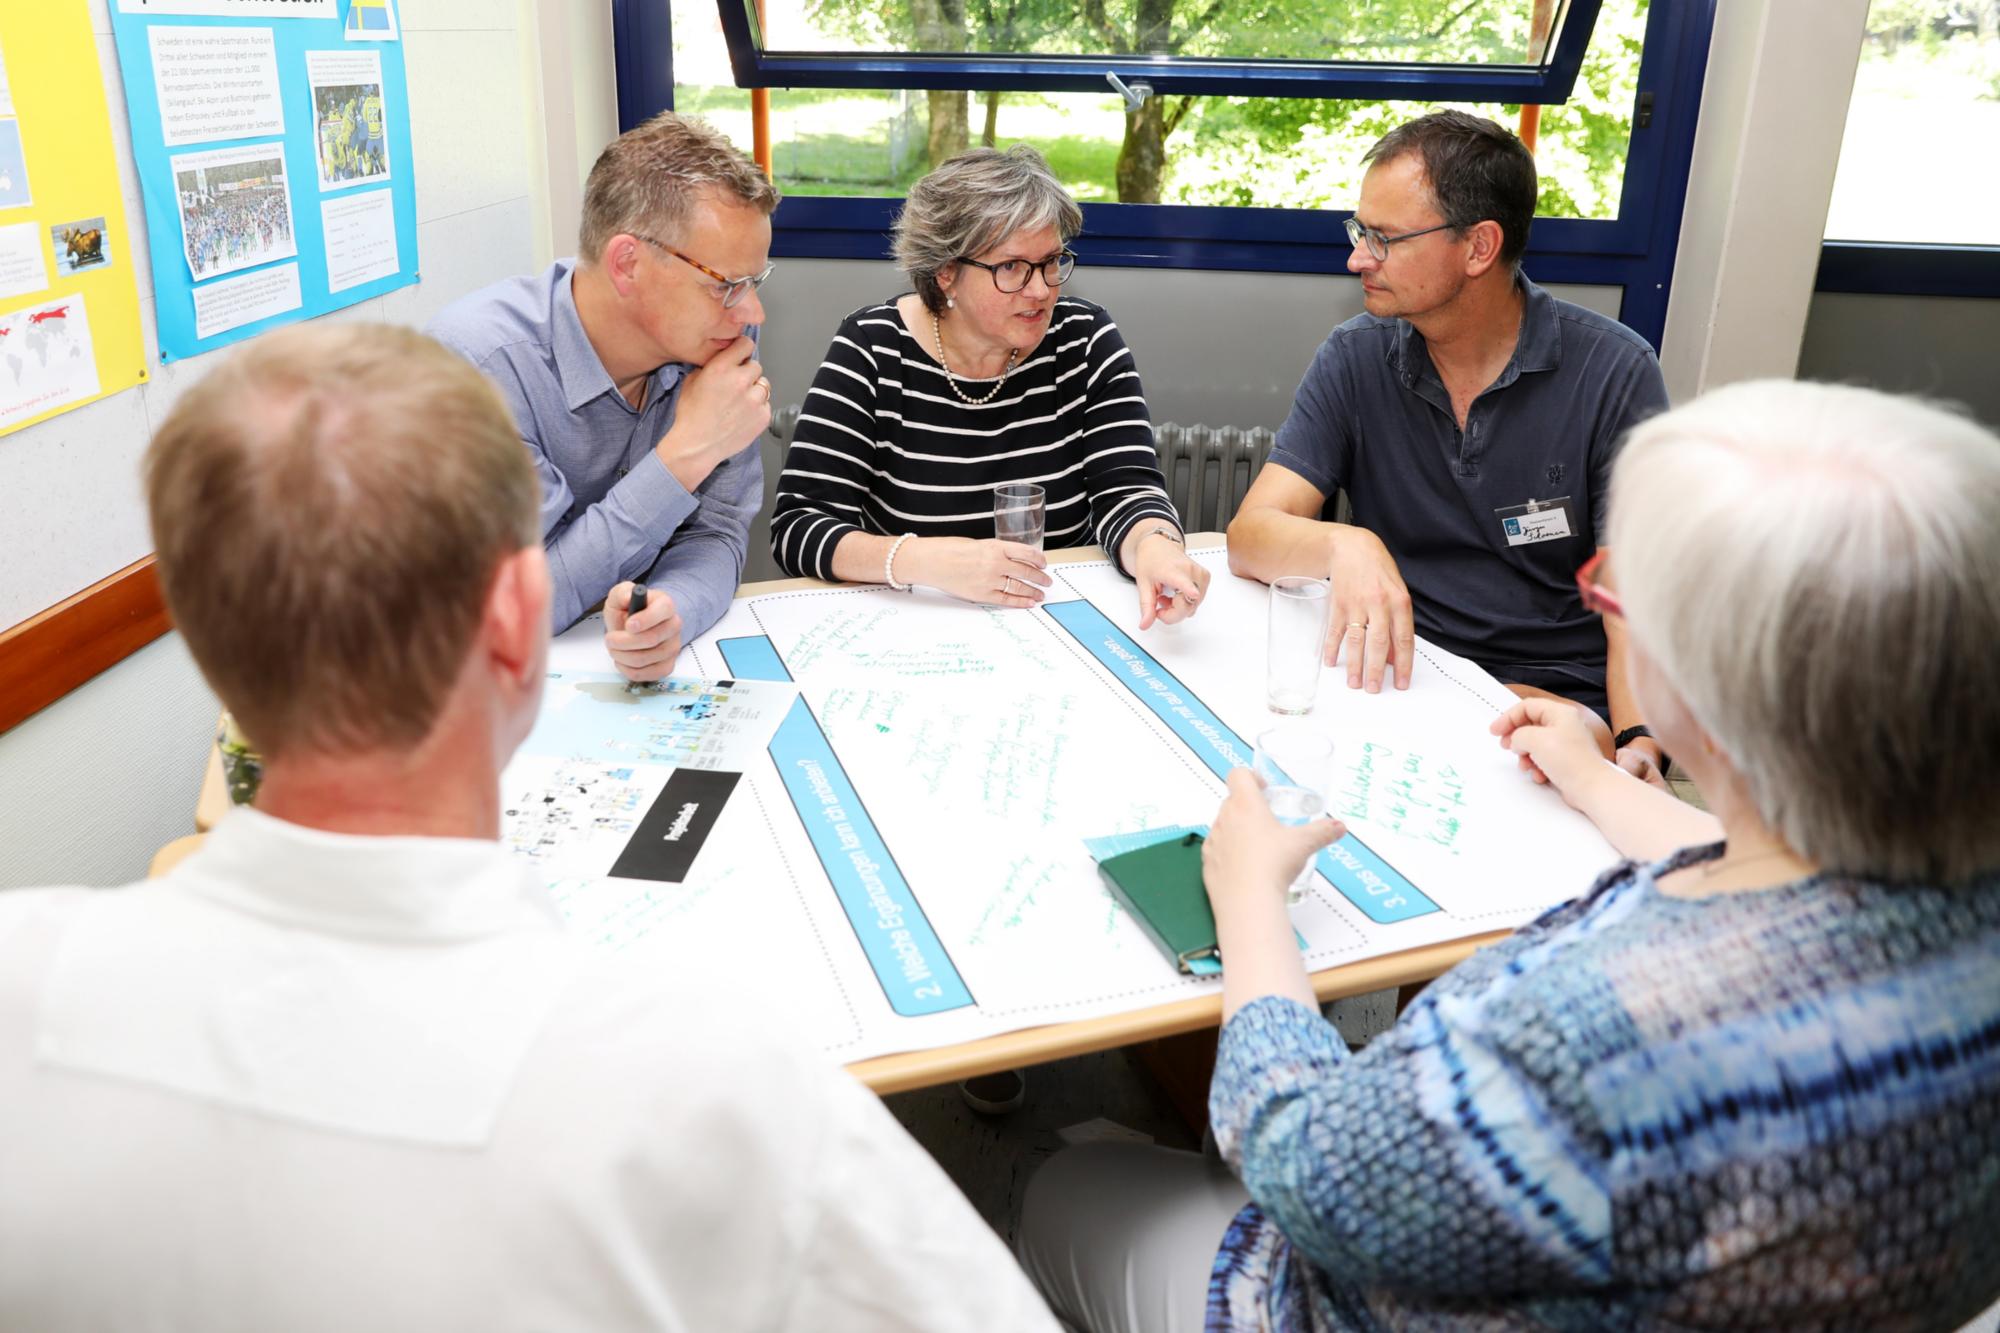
left=428, top=260, right=762, bottom=637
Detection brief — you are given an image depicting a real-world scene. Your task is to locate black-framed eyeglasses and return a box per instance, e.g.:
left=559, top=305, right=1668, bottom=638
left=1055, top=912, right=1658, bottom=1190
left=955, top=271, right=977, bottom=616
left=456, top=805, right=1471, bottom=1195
left=632, top=233, right=774, bottom=309
left=1344, top=216, right=1457, bottom=263
left=957, top=250, right=1077, bottom=294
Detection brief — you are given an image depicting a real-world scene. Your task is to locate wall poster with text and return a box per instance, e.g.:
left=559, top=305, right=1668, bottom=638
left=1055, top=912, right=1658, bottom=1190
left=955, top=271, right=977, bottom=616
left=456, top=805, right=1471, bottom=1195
left=109, top=0, right=418, bottom=361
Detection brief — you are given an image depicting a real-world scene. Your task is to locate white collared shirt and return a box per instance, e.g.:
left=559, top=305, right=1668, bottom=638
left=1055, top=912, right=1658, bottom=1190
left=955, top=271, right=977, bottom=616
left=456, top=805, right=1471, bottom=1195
left=0, top=809, right=1058, bottom=1332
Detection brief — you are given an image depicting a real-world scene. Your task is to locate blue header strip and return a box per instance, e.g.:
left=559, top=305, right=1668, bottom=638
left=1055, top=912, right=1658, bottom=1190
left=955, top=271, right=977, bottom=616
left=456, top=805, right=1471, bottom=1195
left=1043, top=600, right=1440, bottom=925
left=718, top=636, right=973, bottom=1016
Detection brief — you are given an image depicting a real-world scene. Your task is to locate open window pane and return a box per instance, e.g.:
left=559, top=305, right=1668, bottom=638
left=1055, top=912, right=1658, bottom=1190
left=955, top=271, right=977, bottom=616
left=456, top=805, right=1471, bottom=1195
left=675, top=0, right=1645, bottom=215
left=758, top=0, right=1584, bottom=68
left=1826, top=0, right=2000, bottom=245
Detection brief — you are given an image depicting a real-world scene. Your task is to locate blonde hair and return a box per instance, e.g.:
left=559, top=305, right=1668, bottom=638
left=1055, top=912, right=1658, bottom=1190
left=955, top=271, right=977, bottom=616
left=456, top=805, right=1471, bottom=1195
left=578, top=112, right=778, bottom=261
left=893, top=146, right=1083, bottom=314
left=1609, top=379, right=2000, bottom=885
left=145, top=324, right=541, bottom=760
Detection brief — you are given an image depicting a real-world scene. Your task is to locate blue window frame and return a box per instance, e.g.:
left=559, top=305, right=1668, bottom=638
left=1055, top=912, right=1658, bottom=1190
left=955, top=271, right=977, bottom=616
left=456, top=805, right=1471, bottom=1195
left=1815, top=243, right=2000, bottom=301
left=711, top=0, right=1604, bottom=103
left=611, top=0, right=1718, bottom=349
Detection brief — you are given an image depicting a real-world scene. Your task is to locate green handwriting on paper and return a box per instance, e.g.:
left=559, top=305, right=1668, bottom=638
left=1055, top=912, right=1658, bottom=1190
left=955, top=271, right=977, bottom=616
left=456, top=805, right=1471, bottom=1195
left=1335, top=742, right=1467, bottom=854
left=967, top=854, right=1126, bottom=948
left=967, top=856, right=1061, bottom=946
left=820, top=685, right=1079, bottom=825
left=785, top=605, right=1004, bottom=677
left=783, top=602, right=1063, bottom=677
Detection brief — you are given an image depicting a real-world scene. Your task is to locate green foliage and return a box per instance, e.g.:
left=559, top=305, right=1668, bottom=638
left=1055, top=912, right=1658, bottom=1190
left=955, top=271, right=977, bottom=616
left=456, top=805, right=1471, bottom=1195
left=699, top=0, right=1653, bottom=215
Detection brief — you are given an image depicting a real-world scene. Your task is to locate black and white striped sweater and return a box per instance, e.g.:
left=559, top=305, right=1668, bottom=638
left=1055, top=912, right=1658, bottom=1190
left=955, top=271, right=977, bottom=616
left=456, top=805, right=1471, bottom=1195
left=769, top=296, right=1179, bottom=580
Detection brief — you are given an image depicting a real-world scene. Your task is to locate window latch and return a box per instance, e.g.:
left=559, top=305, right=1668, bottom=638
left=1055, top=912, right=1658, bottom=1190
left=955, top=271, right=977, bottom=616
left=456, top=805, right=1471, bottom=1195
left=1635, top=90, right=1654, bottom=129
left=1106, top=71, right=1153, bottom=111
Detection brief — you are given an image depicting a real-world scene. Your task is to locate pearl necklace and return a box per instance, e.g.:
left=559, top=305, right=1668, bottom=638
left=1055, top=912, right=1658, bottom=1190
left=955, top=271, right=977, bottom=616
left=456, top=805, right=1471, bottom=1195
left=931, top=310, right=1020, bottom=405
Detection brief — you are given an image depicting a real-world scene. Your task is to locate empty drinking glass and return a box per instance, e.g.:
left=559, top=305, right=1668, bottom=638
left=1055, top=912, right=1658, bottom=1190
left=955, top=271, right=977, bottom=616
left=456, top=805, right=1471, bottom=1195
left=1267, top=576, right=1331, bottom=714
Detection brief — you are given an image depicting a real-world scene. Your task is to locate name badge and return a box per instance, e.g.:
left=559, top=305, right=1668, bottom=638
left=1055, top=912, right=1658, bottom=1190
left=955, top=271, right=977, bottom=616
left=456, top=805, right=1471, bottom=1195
left=1496, top=496, right=1575, bottom=547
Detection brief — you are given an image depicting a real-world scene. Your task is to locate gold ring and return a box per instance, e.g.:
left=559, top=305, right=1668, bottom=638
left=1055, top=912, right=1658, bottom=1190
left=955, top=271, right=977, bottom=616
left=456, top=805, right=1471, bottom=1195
left=1347, top=621, right=1367, bottom=631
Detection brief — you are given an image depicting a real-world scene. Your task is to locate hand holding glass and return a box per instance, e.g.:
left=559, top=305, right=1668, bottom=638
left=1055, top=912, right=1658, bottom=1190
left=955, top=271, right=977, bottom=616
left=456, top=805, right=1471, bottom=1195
left=1253, top=726, right=1336, bottom=905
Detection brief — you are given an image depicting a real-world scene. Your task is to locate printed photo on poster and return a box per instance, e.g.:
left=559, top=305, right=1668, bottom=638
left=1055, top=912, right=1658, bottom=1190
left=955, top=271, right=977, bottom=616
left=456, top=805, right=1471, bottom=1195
left=51, top=218, right=112, bottom=277
left=170, top=141, right=298, bottom=282
left=148, top=26, right=285, bottom=148
left=0, top=294, right=103, bottom=433
left=306, top=49, right=390, bottom=191
left=344, top=0, right=399, bottom=41
left=0, top=118, right=29, bottom=210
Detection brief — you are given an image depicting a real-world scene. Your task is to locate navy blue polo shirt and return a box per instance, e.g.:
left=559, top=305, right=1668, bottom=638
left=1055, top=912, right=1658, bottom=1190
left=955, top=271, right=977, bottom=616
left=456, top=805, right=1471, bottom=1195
left=1269, top=277, right=1668, bottom=716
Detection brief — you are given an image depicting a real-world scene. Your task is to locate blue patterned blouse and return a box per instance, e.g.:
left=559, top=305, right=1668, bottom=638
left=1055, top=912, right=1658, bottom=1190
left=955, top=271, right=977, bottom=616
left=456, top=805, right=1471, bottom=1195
left=1206, top=843, right=2000, bottom=1331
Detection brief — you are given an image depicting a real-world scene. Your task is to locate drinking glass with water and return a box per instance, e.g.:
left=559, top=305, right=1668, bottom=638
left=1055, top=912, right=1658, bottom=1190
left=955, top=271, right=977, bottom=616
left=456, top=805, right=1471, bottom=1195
left=1253, top=725, right=1336, bottom=905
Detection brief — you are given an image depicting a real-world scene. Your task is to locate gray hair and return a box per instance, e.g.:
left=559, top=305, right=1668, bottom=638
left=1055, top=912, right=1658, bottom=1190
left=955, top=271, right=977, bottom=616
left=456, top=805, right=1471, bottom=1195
left=578, top=111, right=778, bottom=262
left=1609, top=380, right=2000, bottom=886
left=893, top=146, right=1083, bottom=314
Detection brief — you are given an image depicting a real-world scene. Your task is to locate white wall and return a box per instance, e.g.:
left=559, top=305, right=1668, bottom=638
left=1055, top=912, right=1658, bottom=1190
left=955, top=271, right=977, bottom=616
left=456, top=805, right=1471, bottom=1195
left=1658, top=0, right=1870, bottom=402
left=0, top=0, right=547, bottom=888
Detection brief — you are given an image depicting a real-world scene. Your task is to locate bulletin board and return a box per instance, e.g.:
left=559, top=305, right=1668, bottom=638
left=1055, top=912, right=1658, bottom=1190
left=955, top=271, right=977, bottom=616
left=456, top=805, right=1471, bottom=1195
left=0, top=7, right=147, bottom=439
left=107, top=0, right=418, bottom=362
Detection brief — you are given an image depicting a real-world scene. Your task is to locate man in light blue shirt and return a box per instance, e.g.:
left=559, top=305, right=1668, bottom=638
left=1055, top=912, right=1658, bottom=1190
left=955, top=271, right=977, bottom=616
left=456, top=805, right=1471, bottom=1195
left=430, top=113, right=778, bottom=679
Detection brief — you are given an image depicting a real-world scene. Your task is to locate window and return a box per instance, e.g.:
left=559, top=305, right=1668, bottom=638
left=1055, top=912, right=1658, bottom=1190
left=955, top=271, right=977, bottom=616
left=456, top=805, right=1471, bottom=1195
left=612, top=0, right=1715, bottom=344
left=751, top=0, right=1593, bottom=68
left=1825, top=0, right=2000, bottom=246
left=673, top=0, right=1650, bottom=217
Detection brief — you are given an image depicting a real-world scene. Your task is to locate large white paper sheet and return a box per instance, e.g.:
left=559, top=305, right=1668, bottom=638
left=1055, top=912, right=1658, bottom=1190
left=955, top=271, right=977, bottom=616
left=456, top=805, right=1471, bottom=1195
left=527, top=548, right=1621, bottom=1062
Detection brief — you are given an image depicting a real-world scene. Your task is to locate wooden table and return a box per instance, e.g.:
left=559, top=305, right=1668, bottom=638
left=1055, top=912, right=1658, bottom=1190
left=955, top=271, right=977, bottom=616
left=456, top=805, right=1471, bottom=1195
left=185, top=536, right=1507, bottom=1093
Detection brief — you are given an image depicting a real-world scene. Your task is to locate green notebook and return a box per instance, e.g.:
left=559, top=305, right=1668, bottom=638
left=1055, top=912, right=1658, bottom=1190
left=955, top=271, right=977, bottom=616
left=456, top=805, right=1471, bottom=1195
left=1095, top=832, right=1221, bottom=975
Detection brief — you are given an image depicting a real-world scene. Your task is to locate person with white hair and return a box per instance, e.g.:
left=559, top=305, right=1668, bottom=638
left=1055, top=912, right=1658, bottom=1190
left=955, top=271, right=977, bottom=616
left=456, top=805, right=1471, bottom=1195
left=770, top=145, right=1210, bottom=630
left=1016, top=379, right=2000, bottom=1332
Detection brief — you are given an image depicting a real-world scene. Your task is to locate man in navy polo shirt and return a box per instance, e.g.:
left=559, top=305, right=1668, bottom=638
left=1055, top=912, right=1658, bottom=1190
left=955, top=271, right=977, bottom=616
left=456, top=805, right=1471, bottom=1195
left=1228, top=111, right=1671, bottom=780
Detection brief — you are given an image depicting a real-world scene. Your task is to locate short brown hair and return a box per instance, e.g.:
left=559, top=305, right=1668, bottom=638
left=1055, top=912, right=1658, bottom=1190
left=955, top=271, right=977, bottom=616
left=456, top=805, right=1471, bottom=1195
left=145, top=324, right=541, bottom=760
left=1363, top=111, right=1537, bottom=270
left=578, top=111, right=779, bottom=261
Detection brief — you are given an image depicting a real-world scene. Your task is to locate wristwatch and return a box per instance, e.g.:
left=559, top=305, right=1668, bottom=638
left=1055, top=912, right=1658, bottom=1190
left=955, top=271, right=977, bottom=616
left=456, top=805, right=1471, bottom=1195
left=1615, top=724, right=1671, bottom=775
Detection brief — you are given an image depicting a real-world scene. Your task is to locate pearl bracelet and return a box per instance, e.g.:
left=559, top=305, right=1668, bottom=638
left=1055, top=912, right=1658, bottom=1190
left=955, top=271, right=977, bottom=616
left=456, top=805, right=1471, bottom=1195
left=885, top=532, right=915, bottom=592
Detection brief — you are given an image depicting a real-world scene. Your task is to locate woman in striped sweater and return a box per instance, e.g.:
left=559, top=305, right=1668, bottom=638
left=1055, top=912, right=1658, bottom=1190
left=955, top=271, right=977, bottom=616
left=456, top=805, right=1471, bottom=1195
left=770, top=146, right=1210, bottom=627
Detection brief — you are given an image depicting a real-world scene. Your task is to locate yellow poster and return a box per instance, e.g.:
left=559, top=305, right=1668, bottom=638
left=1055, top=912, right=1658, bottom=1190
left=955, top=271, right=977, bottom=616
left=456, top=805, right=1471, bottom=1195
left=0, top=7, right=147, bottom=438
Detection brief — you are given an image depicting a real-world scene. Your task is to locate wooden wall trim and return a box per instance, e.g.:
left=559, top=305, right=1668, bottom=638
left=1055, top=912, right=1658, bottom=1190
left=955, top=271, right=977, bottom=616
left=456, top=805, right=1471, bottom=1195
left=0, top=557, right=171, bottom=735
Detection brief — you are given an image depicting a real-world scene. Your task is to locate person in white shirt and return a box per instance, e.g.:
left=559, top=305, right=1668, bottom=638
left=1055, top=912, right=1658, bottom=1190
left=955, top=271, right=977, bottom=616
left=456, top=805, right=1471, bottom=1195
left=0, top=323, right=1060, bottom=1333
